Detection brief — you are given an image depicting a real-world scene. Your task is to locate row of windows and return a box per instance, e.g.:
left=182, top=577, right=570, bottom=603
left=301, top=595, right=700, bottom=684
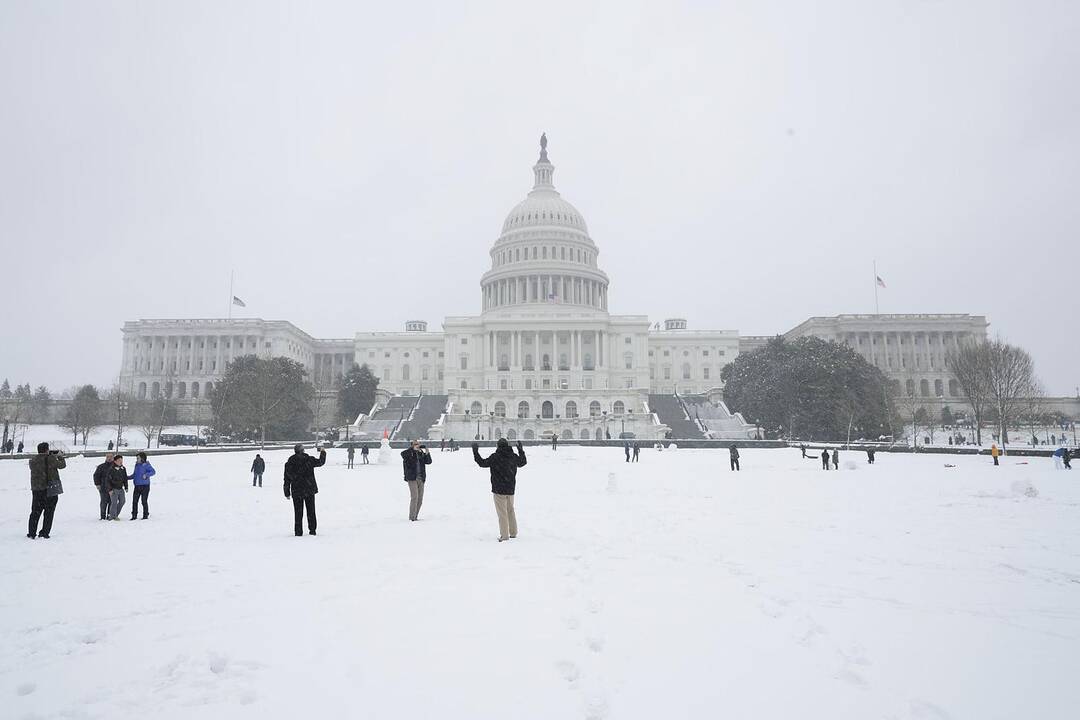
left=494, top=245, right=592, bottom=267
left=649, top=348, right=728, bottom=358
left=366, top=350, right=444, bottom=360
left=469, top=400, right=629, bottom=419
left=901, top=378, right=960, bottom=398
left=649, top=364, right=713, bottom=381
left=136, top=380, right=212, bottom=400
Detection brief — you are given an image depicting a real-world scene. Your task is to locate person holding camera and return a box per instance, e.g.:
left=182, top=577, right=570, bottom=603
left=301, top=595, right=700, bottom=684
left=401, top=439, right=432, bottom=521
left=284, top=444, right=326, bottom=536
left=28, top=442, right=66, bottom=539
left=472, top=438, right=527, bottom=542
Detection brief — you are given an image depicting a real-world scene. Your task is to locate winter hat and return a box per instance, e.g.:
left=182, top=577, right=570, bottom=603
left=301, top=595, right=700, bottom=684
left=37, top=442, right=49, bottom=454
left=294, top=443, right=304, bottom=453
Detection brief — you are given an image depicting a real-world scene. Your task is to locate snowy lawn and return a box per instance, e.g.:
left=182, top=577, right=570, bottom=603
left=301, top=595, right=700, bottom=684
left=2, top=446, right=1078, bottom=719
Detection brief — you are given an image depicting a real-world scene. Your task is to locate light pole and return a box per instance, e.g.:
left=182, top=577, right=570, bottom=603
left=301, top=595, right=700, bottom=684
left=489, top=411, right=495, bottom=440
left=116, top=400, right=128, bottom=451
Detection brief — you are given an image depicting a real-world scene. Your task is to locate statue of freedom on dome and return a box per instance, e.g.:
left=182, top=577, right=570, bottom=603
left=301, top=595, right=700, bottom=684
left=539, top=132, right=548, bottom=161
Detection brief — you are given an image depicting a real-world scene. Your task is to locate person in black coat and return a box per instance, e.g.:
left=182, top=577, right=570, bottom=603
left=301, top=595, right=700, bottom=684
left=831, top=448, right=839, bottom=470
left=251, top=454, right=265, bottom=487
left=283, top=444, right=326, bottom=536
left=93, top=452, right=115, bottom=520
left=821, top=448, right=830, bottom=470
left=729, top=444, right=740, bottom=471
left=401, top=440, right=432, bottom=521
left=472, top=438, right=527, bottom=541
left=866, top=448, right=876, bottom=464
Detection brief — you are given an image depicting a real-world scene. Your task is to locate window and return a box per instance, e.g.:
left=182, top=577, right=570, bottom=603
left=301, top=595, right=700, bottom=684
left=460, top=355, right=468, bottom=370
left=524, top=378, right=533, bottom=390
left=663, top=350, right=670, bottom=357
left=470, top=401, right=483, bottom=415
left=624, top=353, right=633, bottom=370
left=559, top=353, right=569, bottom=371
left=624, top=337, right=631, bottom=344
left=542, top=354, right=551, bottom=371
left=460, top=379, right=467, bottom=389
left=566, top=401, right=578, bottom=418
left=703, top=350, right=709, bottom=357
left=518, top=401, right=530, bottom=418
left=402, top=365, right=410, bottom=380
left=382, top=368, right=390, bottom=380
left=191, top=383, right=200, bottom=399
left=949, top=379, right=959, bottom=396
left=613, top=401, right=625, bottom=415
left=422, top=367, right=429, bottom=380
left=524, top=353, right=534, bottom=370
left=663, top=366, right=671, bottom=380
left=541, top=401, right=554, bottom=418
left=494, top=401, right=506, bottom=417
left=682, top=363, right=692, bottom=380
left=920, top=379, right=930, bottom=397
left=934, top=379, right=944, bottom=397
left=703, top=367, right=710, bottom=380
left=499, top=379, right=507, bottom=390
left=384, top=352, right=390, bottom=358
left=589, top=401, right=601, bottom=417
left=461, top=338, right=468, bottom=345
left=177, top=382, right=186, bottom=398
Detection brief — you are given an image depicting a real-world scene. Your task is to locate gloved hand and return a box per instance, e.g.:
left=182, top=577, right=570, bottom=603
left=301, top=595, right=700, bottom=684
left=284, top=489, right=291, bottom=499
left=471, top=442, right=479, bottom=451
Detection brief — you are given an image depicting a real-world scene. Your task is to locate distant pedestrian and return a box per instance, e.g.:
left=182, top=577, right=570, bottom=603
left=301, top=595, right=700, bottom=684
left=129, top=451, right=155, bottom=520
left=729, top=444, right=740, bottom=471
left=991, top=443, right=1000, bottom=466
left=551, top=434, right=558, bottom=451
left=440, top=438, right=446, bottom=452
left=449, top=438, right=458, bottom=452
left=1065, top=448, right=1073, bottom=470
left=106, top=454, right=129, bottom=520
left=361, top=445, right=369, bottom=464
left=831, top=449, right=839, bottom=470
left=472, top=438, right=527, bottom=542
left=401, top=440, right=432, bottom=521
left=17, top=440, right=24, bottom=454
left=347, top=446, right=355, bottom=469
left=283, top=444, right=326, bottom=536
left=632, top=442, right=640, bottom=462
left=624, top=441, right=631, bottom=462
left=107, top=440, right=114, bottom=452
left=800, top=444, right=807, bottom=459
left=251, top=453, right=265, bottom=487
left=821, top=449, right=830, bottom=470
left=866, top=448, right=876, bottom=464
left=28, top=442, right=65, bottom=539
left=93, top=452, right=115, bottom=520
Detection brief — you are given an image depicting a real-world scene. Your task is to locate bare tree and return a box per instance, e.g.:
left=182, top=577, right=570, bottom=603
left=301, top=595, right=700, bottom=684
left=894, top=377, right=925, bottom=450
left=947, top=344, right=991, bottom=445
left=984, top=339, right=1038, bottom=452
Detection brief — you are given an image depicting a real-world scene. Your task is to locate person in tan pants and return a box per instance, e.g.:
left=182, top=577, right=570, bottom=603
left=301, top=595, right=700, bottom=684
left=472, top=438, right=527, bottom=541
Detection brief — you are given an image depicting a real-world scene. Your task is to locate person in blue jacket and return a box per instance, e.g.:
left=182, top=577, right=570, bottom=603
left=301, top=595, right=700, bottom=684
left=130, top=451, right=156, bottom=520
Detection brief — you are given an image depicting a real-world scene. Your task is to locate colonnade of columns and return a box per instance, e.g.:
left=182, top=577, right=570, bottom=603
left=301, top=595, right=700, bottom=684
left=482, top=275, right=608, bottom=311
left=481, top=329, right=607, bottom=371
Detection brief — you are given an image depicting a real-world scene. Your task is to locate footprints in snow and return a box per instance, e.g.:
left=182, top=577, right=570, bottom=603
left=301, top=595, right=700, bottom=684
left=557, top=555, right=611, bottom=719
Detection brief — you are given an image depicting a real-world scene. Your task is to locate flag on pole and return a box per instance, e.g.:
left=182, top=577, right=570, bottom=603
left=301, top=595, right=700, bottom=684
left=875, top=276, right=887, bottom=289
left=232, top=296, right=247, bottom=308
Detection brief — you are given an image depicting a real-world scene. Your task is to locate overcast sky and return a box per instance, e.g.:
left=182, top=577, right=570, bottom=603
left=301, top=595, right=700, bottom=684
left=1, top=0, right=1077, bottom=395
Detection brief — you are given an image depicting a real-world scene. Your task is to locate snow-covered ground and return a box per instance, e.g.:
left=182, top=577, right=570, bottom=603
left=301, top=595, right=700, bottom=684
left=2, top=447, right=1078, bottom=719
left=3, top=424, right=206, bottom=452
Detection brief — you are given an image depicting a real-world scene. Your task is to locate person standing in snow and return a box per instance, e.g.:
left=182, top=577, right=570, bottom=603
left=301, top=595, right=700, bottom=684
left=831, top=448, right=839, bottom=470
left=283, top=444, right=326, bottom=536
left=632, top=442, right=640, bottom=462
left=401, top=439, right=432, bottom=521
left=821, top=448, right=830, bottom=470
left=93, top=452, right=115, bottom=520
left=347, top=446, right=355, bottom=469
left=991, top=443, right=1000, bottom=466
left=800, top=444, right=807, bottom=459
left=472, top=438, right=527, bottom=542
left=28, top=443, right=65, bottom=539
left=551, top=434, right=558, bottom=451
left=866, top=448, right=876, bottom=464
left=251, top=453, right=265, bottom=487
left=129, top=452, right=155, bottom=520
left=1064, top=447, right=1073, bottom=470
left=361, top=445, right=369, bottom=464
left=624, top=441, right=631, bottom=462
left=729, top=444, right=740, bottom=471
left=17, top=440, right=24, bottom=454
left=106, top=454, right=129, bottom=520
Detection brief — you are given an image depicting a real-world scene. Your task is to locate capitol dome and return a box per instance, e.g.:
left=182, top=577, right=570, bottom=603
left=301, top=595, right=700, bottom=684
left=480, top=134, right=609, bottom=314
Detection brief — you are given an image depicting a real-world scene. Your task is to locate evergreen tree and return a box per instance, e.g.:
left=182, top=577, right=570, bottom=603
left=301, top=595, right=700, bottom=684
left=338, top=363, right=380, bottom=423
left=721, top=336, right=894, bottom=441
left=209, top=355, right=314, bottom=444
left=0, top=379, right=11, bottom=399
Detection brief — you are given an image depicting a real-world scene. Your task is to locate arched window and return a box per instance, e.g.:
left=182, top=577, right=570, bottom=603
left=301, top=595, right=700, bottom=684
left=561, top=429, right=573, bottom=440
left=191, top=382, right=200, bottom=399
left=138, top=382, right=147, bottom=399
left=205, top=381, right=213, bottom=396
left=151, top=381, right=160, bottom=398
left=566, top=401, right=578, bottom=418
left=542, top=401, right=554, bottom=418
left=934, top=379, right=944, bottom=397
left=542, top=354, right=551, bottom=371
left=561, top=247, right=566, bottom=260
left=494, top=427, right=503, bottom=439
left=920, top=379, right=930, bottom=397
left=177, top=382, right=186, bottom=398
left=905, top=379, right=915, bottom=396
left=470, top=401, right=483, bottom=415
left=494, top=401, right=506, bottom=417
left=524, top=354, right=534, bottom=370
left=542, top=247, right=547, bottom=259
left=523, top=429, right=535, bottom=440
left=589, top=401, right=601, bottom=417
left=613, top=400, right=625, bottom=415
left=595, top=428, right=604, bottom=440
left=507, top=429, right=517, bottom=440
left=518, top=401, right=530, bottom=418
left=682, top=363, right=692, bottom=380
left=948, top=379, right=959, bottom=396
left=402, top=365, right=410, bottom=380
left=580, top=429, right=591, bottom=440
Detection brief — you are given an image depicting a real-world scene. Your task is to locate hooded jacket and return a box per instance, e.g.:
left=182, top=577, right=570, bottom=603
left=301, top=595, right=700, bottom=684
left=472, top=440, right=527, bottom=495
left=131, top=461, right=156, bottom=486
left=29, top=452, right=66, bottom=493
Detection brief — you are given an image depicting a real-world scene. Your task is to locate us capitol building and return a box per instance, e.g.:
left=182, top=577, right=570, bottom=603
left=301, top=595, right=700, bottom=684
left=119, top=136, right=989, bottom=441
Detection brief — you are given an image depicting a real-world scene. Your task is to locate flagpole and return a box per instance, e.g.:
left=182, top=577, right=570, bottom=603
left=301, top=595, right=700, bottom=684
left=228, top=270, right=234, bottom=320
left=873, top=260, right=879, bottom=316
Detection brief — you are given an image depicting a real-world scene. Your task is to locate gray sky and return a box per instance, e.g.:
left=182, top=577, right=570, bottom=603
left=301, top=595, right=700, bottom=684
left=2, top=0, right=1078, bottom=395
